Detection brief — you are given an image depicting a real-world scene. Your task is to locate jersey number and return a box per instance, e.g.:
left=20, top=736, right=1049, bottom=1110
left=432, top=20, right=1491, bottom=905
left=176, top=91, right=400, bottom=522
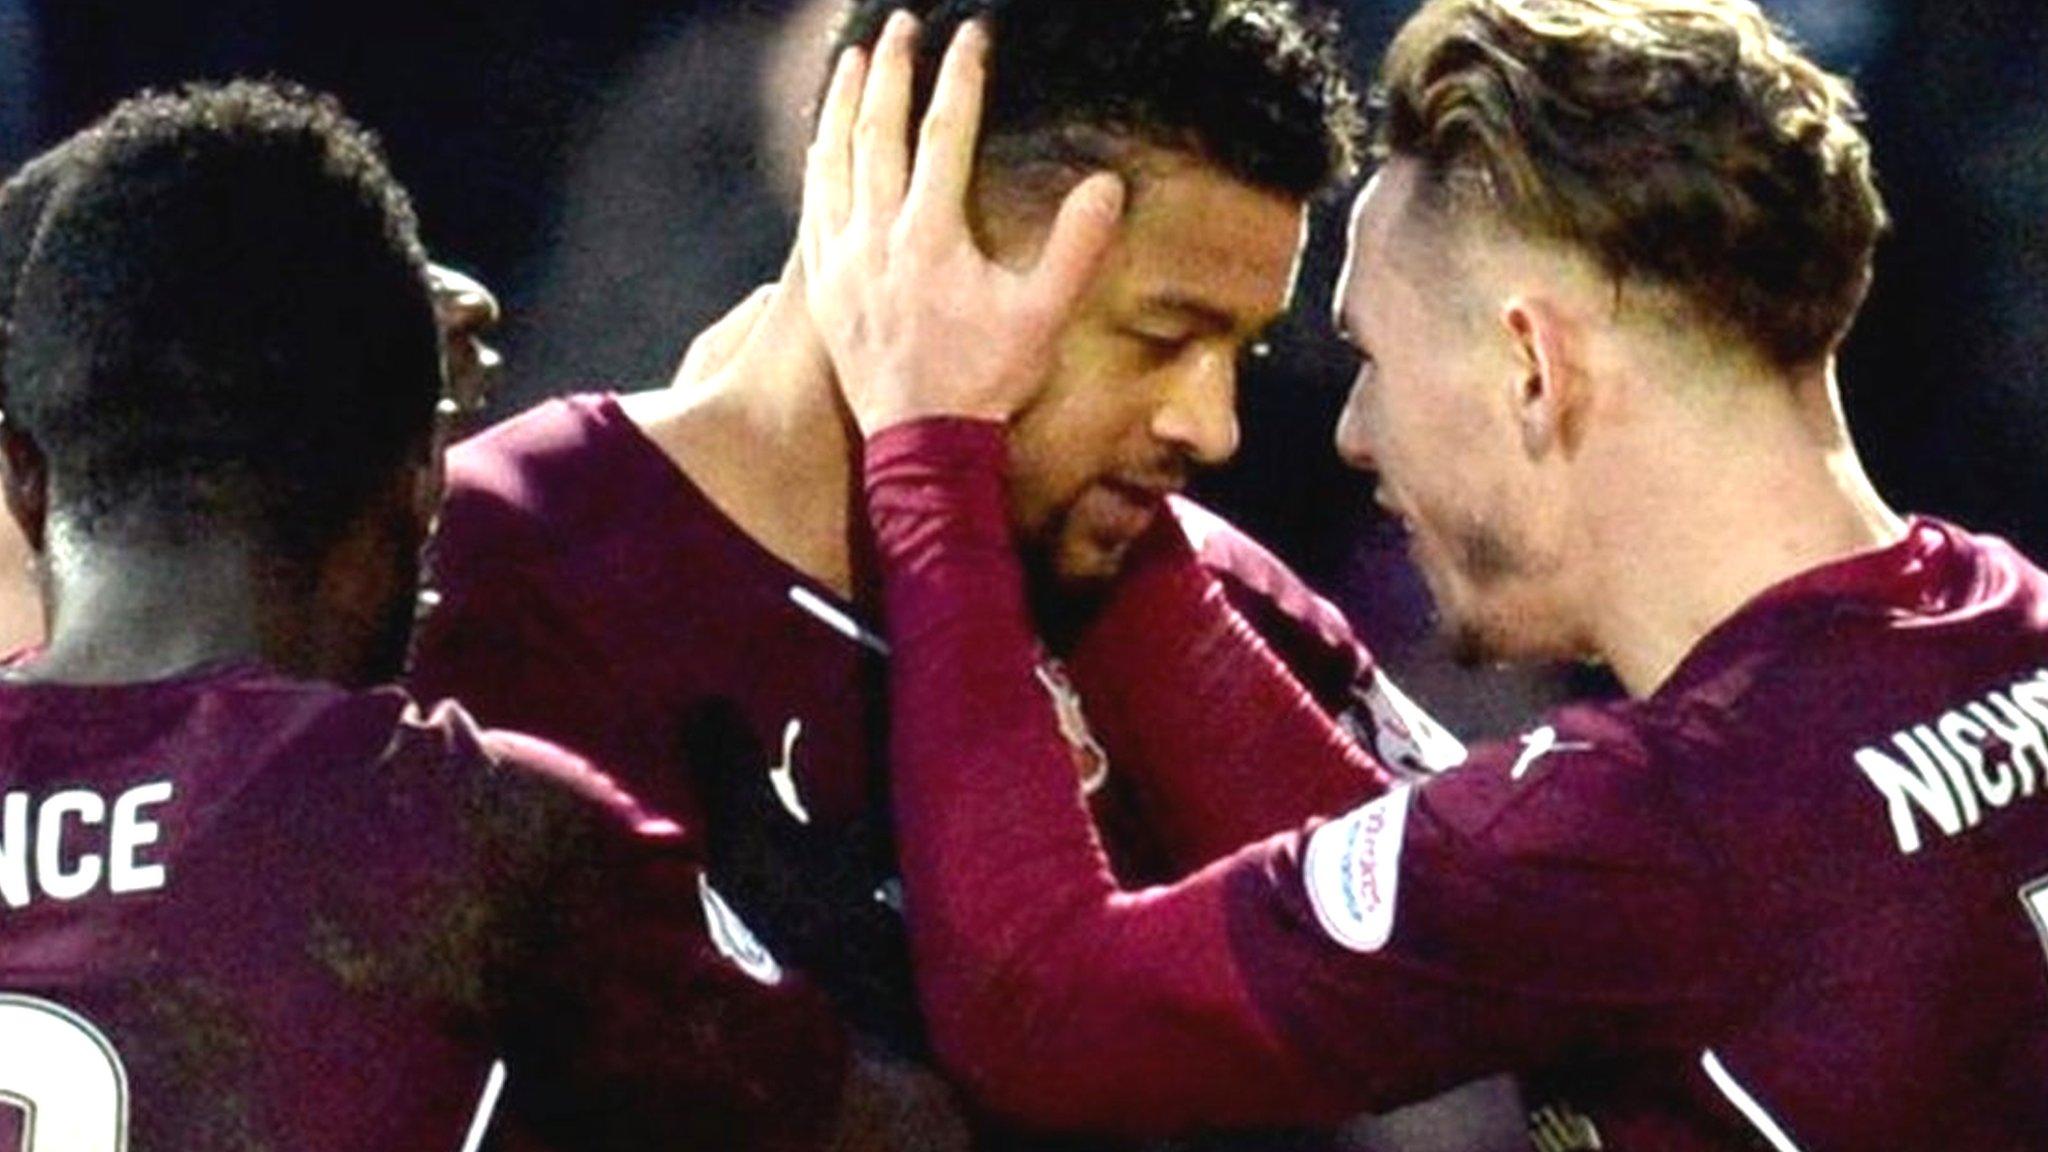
left=0, top=995, right=129, bottom=1152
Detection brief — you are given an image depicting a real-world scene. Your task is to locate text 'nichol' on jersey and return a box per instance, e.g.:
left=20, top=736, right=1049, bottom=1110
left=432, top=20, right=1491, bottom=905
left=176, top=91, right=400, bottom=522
left=1857, top=670, right=2048, bottom=855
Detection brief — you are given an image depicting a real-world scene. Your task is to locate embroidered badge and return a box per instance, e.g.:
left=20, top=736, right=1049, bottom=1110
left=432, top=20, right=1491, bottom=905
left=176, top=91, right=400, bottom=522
left=1034, top=657, right=1110, bottom=795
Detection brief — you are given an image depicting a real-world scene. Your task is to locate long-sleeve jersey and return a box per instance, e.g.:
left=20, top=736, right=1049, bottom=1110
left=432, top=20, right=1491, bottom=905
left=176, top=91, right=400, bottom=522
left=0, top=664, right=847, bottom=1152
left=407, top=393, right=1445, bottom=1148
left=865, top=417, right=2048, bottom=1152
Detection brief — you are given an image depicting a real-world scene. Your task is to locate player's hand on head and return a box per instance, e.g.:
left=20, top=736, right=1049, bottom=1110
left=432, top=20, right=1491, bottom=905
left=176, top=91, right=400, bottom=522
left=798, top=12, right=1125, bottom=436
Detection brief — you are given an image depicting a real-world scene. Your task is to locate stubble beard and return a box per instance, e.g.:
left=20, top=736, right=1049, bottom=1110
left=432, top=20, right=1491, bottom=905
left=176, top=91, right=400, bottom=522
left=1430, top=515, right=1546, bottom=670
left=1019, top=502, right=1124, bottom=649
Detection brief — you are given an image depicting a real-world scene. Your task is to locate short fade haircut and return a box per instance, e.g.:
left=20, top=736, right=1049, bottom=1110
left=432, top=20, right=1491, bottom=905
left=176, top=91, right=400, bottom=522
left=1378, top=0, right=1888, bottom=367
left=0, top=80, right=440, bottom=556
left=828, top=0, right=1365, bottom=206
left=0, top=140, right=77, bottom=335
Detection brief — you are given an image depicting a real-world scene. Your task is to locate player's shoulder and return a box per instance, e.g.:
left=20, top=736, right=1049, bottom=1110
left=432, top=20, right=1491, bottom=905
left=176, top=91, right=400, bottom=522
left=1166, top=495, right=1368, bottom=669
left=1297, top=699, right=1733, bottom=972
left=1662, top=518, right=2048, bottom=715
left=395, top=688, right=684, bottom=832
left=1167, top=497, right=1339, bottom=624
left=478, top=725, right=683, bottom=839
left=1412, top=698, right=1700, bottom=853
left=1921, top=515, right=2048, bottom=613
left=1162, top=497, right=1467, bottom=771
left=438, top=392, right=631, bottom=559
left=1163, top=498, right=1352, bottom=644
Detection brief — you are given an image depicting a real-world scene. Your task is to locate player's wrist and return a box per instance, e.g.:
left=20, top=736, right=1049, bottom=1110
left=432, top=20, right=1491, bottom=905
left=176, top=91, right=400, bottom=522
left=862, top=414, right=1007, bottom=464
left=855, top=392, right=1009, bottom=438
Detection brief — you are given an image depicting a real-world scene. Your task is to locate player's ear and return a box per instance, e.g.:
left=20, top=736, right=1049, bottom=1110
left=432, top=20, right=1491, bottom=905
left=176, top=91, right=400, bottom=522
left=1499, top=294, right=1580, bottom=460
left=0, top=419, right=49, bottom=553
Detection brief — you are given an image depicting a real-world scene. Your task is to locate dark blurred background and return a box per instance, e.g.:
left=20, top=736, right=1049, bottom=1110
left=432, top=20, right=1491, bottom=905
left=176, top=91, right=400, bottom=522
left=7, top=5, right=2037, bottom=1148
left=6, top=0, right=2044, bottom=735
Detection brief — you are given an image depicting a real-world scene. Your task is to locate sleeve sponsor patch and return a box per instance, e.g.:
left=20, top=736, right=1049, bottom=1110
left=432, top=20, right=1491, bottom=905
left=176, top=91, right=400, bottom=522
left=1302, top=786, right=1413, bottom=953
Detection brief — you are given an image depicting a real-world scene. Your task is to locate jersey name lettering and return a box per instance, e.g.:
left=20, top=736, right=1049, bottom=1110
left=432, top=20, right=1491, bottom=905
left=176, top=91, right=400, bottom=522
left=0, top=781, right=175, bottom=909
left=1855, top=670, right=2048, bottom=854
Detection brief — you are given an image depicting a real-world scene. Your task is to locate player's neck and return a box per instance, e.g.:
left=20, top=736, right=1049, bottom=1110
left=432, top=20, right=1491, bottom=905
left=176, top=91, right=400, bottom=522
left=23, top=530, right=266, bottom=683
left=620, top=280, right=868, bottom=603
left=22, top=530, right=385, bottom=687
left=1581, top=360, right=1903, bottom=697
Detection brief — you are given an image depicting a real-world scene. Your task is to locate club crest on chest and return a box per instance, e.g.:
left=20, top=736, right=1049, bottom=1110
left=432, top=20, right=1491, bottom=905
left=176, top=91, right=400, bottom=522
left=1033, top=657, right=1110, bottom=795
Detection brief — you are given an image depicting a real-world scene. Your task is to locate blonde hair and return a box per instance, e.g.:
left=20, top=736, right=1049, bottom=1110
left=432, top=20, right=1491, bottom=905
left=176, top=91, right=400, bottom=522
left=1378, top=0, right=1888, bottom=366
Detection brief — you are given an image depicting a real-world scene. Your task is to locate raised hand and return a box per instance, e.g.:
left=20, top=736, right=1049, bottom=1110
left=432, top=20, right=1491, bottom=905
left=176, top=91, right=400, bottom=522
left=798, top=12, right=1125, bottom=436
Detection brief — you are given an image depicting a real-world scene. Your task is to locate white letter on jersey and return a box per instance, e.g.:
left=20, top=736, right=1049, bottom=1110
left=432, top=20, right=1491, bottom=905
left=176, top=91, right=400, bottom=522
left=1855, top=743, right=1962, bottom=855
left=1970, top=693, right=2047, bottom=798
left=0, top=793, right=28, bottom=908
left=109, top=783, right=173, bottom=896
left=37, top=791, right=106, bottom=902
left=1303, top=787, right=1412, bottom=953
left=1938, top=709, right=2014, bottom=809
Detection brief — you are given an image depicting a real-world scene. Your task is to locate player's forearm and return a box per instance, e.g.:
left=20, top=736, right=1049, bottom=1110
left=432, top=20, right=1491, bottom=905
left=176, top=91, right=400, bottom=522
left=864, top=419, right=1350, bottom=1133
left=1068, top=548, right=1389, bottom=866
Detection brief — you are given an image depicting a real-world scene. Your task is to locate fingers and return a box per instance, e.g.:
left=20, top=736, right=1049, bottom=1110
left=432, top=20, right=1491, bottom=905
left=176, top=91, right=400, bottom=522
left=794, top=12, right=1119, bottom=434
left=808, top=14, right=986, bottom=257
left=1027, top=171, right=1126, bottom=317
left=801, top=43, right=868, bottom=275
left=852, top=10, right=918, bottom=227
left=904, top=20, right=989, bottom=236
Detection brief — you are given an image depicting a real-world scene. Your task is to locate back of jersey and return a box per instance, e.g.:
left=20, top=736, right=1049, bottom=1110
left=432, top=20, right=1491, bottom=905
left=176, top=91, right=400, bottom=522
left=1658, top=521, right=2048, bottom=1149
left=0, top=662, right=509, bottom=1152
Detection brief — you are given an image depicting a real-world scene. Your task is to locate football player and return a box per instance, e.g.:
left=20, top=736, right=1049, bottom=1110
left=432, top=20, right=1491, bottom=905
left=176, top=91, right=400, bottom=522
left=811, top=2, right=2048, bottom=1149
left=0, top=80, right=901, bottom=1152
left=410, top=6, right=1461, bottom=1145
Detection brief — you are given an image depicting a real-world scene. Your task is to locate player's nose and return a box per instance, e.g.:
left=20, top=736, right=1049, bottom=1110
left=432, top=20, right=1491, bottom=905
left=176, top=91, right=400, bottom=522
left=1151, top=348, right=1240, bottom=467
left=429, top=263, right=500, bottom=335
left=1334, top=376, right=1377, bottom=473
left=429, top=263, right=504, bottom=417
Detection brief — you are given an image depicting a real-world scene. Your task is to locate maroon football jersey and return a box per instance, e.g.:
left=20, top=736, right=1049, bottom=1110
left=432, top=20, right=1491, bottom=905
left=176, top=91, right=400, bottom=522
left=0, top=662, right=846, bottom=1152
left=409, top=394, right=1425, bottom=1145
left=414, top=394, right=894, bottom=845
left=862, top=418, right=2048, bottom=1151
left=414, top=394, right=1428, bottom=837
left=410, top=395, right=1416, bottom=975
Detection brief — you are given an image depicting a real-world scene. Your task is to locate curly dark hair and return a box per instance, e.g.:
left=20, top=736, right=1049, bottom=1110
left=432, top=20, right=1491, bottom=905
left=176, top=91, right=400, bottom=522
left=0, top=79, right=440, bottom=555
left=1377, top=0, right=1888, bottom=367
left=828, top=0, right=1364, bottom=203
left=0, top=139, right=78, bottom=349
